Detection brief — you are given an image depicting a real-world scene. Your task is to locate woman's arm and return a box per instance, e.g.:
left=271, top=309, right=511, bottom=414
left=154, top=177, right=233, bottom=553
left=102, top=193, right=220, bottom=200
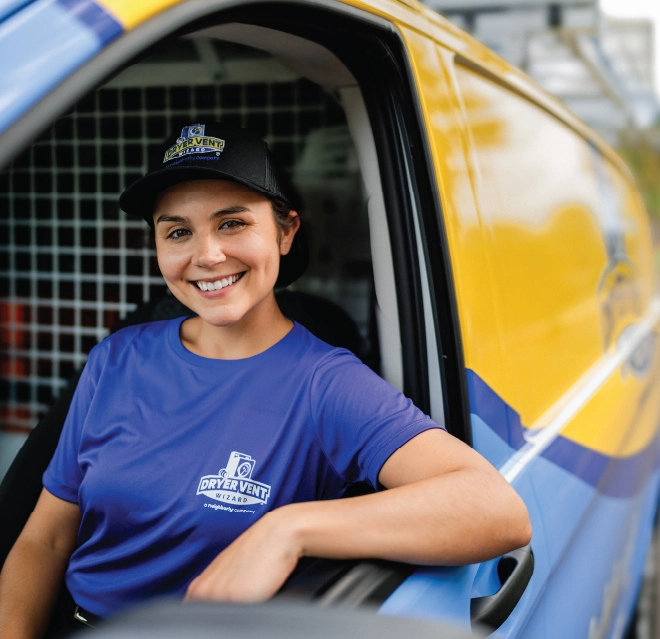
left=186, top=429, right=531, bottom=602
left=0, top=488, right=81, bottom=639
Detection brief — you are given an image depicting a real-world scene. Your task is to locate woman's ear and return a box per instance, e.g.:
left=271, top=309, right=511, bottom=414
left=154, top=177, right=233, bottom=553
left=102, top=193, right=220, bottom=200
left=279, top=211, right=301, bottom=256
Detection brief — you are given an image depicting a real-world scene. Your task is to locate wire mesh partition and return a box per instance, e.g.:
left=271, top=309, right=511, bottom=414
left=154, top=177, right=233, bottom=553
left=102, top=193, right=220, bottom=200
left=0, top=47, right=361, bottom=440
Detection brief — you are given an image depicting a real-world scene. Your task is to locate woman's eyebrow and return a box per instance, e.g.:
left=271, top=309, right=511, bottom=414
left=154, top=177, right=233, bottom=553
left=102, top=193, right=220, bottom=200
left=154, top=206, right=249, bottom=226
left=155, top=214, right=189, bottom=225
left=209, top=206, right=250, bottom=219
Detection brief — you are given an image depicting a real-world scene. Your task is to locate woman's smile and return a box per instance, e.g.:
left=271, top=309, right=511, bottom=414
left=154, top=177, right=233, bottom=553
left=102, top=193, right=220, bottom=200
left=191, top=272, right=246, bottom=295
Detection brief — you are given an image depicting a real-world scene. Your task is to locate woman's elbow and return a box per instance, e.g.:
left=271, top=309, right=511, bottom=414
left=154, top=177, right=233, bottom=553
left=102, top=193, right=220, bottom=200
left=468, top=470, right=533, bottom=557
left=499, top=486, right=533, bottom=551
left=439, top=468, right=532, bottom=563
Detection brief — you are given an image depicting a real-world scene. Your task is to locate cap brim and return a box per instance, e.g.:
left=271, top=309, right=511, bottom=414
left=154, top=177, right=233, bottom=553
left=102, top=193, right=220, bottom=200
left=119, top=166, right=290, bottom=222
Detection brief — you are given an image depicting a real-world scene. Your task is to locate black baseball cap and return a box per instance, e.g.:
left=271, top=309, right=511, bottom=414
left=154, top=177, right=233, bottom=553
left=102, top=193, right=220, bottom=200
left=119, top=123, right=292, bottom=223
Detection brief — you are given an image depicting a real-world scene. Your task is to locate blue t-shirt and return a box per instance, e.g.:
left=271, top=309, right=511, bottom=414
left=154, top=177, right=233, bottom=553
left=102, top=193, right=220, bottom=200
left=43, top=318, right=441, bottom=617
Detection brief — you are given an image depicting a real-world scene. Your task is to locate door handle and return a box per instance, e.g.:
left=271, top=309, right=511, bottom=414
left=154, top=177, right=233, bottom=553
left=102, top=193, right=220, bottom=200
left=470, top=545, right=534, bottom=629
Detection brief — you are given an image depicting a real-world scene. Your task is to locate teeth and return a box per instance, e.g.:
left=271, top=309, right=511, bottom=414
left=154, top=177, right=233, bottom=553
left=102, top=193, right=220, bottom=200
left=196, top=273, right=243, bottom=291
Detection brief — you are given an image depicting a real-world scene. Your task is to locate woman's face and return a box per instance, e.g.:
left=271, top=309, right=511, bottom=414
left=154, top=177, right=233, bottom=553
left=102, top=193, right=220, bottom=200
left=153, top=179, right=299, bottom=328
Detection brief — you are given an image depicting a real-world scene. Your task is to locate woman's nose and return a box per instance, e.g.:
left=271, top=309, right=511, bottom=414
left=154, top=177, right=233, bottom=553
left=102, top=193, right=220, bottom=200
left=193, top=233, right=227, bottom=268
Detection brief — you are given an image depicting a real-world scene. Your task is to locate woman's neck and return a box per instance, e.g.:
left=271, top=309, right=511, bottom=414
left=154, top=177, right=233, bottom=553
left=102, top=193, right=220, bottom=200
left=179, top=295, right=293, bottom=360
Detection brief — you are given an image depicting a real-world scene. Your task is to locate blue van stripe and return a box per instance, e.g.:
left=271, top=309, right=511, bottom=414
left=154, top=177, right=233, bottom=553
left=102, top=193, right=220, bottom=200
left=0, top=0, right=122, bottom=133
left=540, top=436, right=609, bottom=489
left=542, top=434, right=660, bottom=498
left=0, top=0, right=34, bottom=24
left=466, top=369, right=526, bottom=450
left=466, top=369, right=660, bottom=497
left=55, top=0, right=121, bottom=44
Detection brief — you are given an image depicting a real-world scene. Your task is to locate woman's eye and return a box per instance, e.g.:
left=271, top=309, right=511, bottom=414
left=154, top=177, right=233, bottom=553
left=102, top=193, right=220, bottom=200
left=220, top=220, right=245, bottom=231
left=167, top=228, right=190, bottom=240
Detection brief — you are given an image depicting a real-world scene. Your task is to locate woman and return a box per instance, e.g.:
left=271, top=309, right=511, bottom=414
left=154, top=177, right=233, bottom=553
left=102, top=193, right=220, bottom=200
left=0, top=124, right=531, bottom=638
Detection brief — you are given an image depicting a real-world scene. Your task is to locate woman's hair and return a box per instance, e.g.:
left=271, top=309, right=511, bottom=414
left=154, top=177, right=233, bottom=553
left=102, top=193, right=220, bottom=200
left=270, top=197, right=309, bottom=289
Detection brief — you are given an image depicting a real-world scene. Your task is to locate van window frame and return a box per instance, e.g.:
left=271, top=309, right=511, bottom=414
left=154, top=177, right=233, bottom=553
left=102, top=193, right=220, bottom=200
left=0, top=0, right=471, bottom=443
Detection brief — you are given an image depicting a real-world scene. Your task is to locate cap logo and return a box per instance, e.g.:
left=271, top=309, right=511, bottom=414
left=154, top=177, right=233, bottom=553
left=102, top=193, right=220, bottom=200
left=163, top=124, right=225, bottom=163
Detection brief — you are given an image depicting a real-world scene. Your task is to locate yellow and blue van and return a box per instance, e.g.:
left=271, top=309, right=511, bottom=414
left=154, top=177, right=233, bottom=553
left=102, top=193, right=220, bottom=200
left=0, top=0, right=658, bottom=637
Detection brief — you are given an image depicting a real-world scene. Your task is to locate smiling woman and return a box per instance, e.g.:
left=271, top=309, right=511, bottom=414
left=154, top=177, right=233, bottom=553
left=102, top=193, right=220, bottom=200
left=153, top=179, right=300, bottom=358
left=154, top=180, right=298, bottom=350
left=1, top=0, right=660, bottom=634
left=0, top=120, right=530, bottom=639
left=123, top=122, right=305, bottom=357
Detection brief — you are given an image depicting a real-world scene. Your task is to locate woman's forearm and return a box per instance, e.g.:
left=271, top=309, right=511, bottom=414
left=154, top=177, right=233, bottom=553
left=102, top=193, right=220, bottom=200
left=186, top=431, right=532, bottom=603
left=283, top=468, right=531, bottom=566
left=0, top=535, right=71, bottom=639
left=0, top=489, right=80, bottom=639
left=186, top=464, right=531, bottom=603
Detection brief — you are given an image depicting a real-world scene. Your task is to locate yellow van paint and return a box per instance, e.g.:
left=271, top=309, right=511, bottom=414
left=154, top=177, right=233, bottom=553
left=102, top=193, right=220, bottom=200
left=485, top=211, right=608, bottom=420
left=398, top=28, right=508, bottom=389
left=453, top=64, right=614, bottom=429
left=96, top=0, right=428, bottom=34
left=423, top=13, right=633, bottom=188
left=95, top=0, right=185, bottom=30
left=398, top=11, right=659, bottom=460
left=559, top=342, right=660, bottom=457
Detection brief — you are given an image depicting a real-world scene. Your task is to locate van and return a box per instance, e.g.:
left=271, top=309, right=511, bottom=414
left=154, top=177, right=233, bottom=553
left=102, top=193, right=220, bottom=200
left=0, top=0, right=658, bottom=637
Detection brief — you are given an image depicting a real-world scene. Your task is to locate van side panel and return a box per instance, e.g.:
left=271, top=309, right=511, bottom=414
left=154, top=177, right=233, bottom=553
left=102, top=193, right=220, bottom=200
left=446, top=53, right=660, bottom=639
left=453, top=65, right=608, bottom=430
left=393, top=34, right=507, bottom=395
left=396, top=28, right=549, bottom=635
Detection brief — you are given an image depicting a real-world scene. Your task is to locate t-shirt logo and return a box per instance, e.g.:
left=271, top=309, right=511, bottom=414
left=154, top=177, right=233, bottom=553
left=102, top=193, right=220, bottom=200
left=196, top=451, right=271, bottom=506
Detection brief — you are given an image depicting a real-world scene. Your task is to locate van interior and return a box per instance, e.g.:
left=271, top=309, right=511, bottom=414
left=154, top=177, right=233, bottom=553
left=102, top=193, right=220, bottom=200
left=0, top=24, right=410, bottom=458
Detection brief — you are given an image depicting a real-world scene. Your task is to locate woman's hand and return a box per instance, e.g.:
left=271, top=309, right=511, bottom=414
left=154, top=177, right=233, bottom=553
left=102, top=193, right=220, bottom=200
left=184, top=509, right=302, bottom=603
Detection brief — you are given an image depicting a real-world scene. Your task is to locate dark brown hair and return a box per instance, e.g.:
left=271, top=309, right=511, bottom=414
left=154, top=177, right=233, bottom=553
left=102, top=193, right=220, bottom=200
left=270, top=197, right=308, bottom=288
